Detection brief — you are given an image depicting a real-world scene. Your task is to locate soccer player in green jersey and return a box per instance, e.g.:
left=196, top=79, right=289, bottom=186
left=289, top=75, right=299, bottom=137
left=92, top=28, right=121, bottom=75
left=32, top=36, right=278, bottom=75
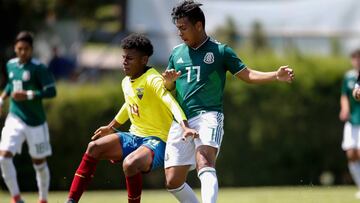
left=0, top=31, right=56, bottom=203
left=162, top=1, right=294, bottom=203
left=341, top=49, right=360, bottom=199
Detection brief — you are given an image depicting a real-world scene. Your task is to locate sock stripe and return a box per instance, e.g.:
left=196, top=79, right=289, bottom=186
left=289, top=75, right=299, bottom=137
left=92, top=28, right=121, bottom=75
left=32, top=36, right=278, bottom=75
left=128, top=195, right=141, bottom=200
left=198, top=167, right=216, bottom=177
left=75, top=173, right=86, bottom=178
left=168, top=183, right=186, bottom=193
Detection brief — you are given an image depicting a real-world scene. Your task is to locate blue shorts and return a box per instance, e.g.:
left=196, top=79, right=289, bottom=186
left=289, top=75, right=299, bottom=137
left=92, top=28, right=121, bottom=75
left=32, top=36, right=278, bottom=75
left=117, top=132, right=166, bottom=171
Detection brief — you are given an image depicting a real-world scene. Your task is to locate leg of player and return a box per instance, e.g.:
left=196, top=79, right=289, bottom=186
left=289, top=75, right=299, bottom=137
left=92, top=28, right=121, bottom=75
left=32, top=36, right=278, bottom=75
left=122, top=145, right=156, bottom=203
left=32, top=158, right=50, bottom=203
left=66, top=133, right=123, bottom=203
left=0, top=151, right=24, bottom=203
left=165, top=165, right=199, bottom=203
left=196, top=145, right=218, bottom=203
left=346, top=149, right=360, bottom=198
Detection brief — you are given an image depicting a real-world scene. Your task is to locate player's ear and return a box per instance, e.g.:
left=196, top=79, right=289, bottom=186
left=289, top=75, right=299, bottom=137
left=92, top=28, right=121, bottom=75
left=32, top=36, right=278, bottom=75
left=195, top=21, right=203, bottom=32
left=141, top=55, right=149, bottom=65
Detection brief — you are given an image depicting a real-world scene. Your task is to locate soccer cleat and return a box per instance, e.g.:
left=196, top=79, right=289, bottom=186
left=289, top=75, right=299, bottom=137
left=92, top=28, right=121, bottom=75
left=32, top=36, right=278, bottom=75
left=12, top=200, right=25, bottom=203
left=65, top=198, right=76, bottom=203
left=39, top=200, right=47, bottom=203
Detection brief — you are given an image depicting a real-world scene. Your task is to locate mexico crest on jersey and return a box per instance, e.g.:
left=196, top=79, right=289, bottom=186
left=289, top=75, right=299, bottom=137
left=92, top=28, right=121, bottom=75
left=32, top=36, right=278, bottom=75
left=22, top=71, right=31, bottom=81
left=204, top=52, right=214, bottom=64
left=136, top=88, right=144, bottom=99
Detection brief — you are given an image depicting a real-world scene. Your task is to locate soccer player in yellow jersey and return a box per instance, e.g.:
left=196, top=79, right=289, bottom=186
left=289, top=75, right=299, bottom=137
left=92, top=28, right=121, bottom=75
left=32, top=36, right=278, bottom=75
left=65, top=34, right=198, bottom=203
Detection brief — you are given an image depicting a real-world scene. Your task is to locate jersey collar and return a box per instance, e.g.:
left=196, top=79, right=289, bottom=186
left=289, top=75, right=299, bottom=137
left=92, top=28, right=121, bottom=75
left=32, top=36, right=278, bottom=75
left=190, top=37, right=210, bottom=50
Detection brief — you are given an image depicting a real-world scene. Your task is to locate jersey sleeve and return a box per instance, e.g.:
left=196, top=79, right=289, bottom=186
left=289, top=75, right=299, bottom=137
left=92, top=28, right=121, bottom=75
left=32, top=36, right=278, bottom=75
left=148, top=75, right=187, bottom=122
left=114, top=103, right=129, bottom=124
left=223, top=45, right=246, bottom=75
left=3, top=63, right=11, bottom=95
left=341, top=75, right=349, bottom=96
left=167, top=53, right=175, bottom=70
left=34, top=65, right=56, bottom=99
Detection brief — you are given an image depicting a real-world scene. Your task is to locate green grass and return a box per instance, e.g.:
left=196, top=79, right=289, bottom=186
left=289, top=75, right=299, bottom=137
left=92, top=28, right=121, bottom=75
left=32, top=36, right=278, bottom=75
left=1, top=186, right=359, bottom=203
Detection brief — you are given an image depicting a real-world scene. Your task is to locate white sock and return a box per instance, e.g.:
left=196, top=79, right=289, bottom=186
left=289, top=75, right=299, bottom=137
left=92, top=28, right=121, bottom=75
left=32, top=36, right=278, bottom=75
left=0, top=156, right=20, bottom=196
left=33, top=162, right=50, bottom=201
left=349, top=161, right=360, bottom=189
left=168, top=182, right=199, bottom=203
left=198, top=167, right=218, bottom=203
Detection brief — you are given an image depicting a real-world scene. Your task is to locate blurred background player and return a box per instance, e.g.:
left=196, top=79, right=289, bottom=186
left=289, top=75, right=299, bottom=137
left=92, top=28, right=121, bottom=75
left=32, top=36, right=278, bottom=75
left=341, top=49, right=360, bottom=198
left=0, top=31, right=57, bottom=203
left=162, top=1, right=294, bottom=203
left=65, top=33, right=198, bottom=203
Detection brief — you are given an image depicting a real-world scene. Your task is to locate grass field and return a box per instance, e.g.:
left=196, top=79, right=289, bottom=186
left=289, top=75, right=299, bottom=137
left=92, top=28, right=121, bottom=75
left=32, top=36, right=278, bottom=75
left=1, top=186, right=359, bottom=203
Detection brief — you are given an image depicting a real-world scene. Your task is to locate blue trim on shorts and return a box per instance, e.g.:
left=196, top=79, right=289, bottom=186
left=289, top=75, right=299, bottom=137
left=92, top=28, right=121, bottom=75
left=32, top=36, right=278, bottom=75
left=116, top=132, right=166, bottom=170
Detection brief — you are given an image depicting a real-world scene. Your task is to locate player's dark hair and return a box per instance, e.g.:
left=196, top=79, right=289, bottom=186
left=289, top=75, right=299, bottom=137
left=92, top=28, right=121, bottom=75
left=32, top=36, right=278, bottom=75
left=351, top=49, right=360, bottom=58
left=121, top=33, right=153, bottom=57
left=15, top=31, right=34, bottom=47
left=171, top=0, right=205, bottom=28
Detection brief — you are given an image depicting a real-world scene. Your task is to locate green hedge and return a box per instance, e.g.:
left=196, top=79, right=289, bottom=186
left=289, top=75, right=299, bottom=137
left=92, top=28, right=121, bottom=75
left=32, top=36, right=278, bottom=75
left=0, top=53, right=353, bottom=191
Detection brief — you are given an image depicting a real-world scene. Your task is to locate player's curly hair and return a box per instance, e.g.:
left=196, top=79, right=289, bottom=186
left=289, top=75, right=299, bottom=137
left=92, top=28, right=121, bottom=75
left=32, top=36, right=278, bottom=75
left=15, top=31, right=34, bottom=47
left=171, top=0, right=205, bottom=28
left=121, top=33, right=153, bottom=57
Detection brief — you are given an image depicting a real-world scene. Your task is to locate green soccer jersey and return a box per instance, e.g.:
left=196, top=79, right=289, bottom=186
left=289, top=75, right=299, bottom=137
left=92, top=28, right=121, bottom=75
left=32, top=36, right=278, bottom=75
left=168, top=37, right=246, bottom=119
left=3, top=58, right=56, bottom=126
left=341, top=69, right=360, bottom=125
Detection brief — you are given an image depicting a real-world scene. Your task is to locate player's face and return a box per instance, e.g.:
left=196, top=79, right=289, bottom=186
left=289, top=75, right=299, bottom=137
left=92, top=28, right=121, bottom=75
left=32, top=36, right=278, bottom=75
left=175, top=17, right=202, bottom=48
left=352, top=54, right=360, bottom=70
left=122, top=49, right=148, bottom=79
left=14, top=41, right=32, bottom=64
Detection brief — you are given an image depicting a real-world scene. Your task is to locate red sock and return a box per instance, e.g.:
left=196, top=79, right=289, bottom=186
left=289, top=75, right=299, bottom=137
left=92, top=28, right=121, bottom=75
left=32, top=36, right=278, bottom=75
left=126, top=173, right=142, bottom=203
left=68, top=153, right=98, bottom=202
left=11, top=195, right=21, bottom=203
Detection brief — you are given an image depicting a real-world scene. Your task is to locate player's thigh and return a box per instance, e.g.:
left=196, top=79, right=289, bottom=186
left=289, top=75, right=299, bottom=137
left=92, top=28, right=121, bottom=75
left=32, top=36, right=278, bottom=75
left=194, top=111, right=224, bottom=154
left=26, top=122, right=52, bottom=159
left=87, top=133, right=123, bottom=160
left=165, top=165, right=191, bottom=189
left=0, top=114, right=26, bottom=156
left=165, top=121, right=196, bottom=169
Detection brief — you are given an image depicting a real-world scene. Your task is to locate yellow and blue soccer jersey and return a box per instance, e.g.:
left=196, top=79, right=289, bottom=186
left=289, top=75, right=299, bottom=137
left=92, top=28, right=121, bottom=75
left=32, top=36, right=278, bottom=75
left=115, top=67, right=187, bottom=142
left=168, top=37, right=246, bottom=119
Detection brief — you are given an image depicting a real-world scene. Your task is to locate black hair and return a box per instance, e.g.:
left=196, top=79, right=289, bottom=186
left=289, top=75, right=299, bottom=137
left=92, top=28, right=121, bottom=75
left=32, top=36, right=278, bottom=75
left=121, top=33, right=153, bottom=57
left=15, top=31, right=34, bottom=47
left=171, top=0, right=205, bottom=28
left=351, top=49, right=360, bottom=58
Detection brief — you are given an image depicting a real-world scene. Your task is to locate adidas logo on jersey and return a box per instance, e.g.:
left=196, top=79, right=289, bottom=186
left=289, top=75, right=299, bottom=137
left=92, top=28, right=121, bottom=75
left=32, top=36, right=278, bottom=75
left=176, top=57, right=184, bottom=64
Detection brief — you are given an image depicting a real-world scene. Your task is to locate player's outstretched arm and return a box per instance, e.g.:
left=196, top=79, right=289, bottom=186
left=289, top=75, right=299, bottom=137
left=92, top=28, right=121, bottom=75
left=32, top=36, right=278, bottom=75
left=236, top=65, right=294, bottom=84
left=0, top=92, right=9, bottom=116
left=92, top=119, right=122, bottom=140
left=178, top=120, right=199, bottom=141
left=162, top=69, right=181, bottom=90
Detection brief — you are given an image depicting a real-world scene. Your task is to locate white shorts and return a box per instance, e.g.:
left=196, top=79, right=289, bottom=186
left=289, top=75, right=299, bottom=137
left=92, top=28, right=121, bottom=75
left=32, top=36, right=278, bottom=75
left=342, top=122, right=360, bottom=150
left=164, top=111, right=224, bottom=170
left=0, top=114, right=52, bottom=159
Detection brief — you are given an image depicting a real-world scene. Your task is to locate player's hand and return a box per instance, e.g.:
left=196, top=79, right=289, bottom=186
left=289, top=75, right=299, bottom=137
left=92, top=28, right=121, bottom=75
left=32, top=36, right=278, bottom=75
left=339, top=109, right=349, bottom=122
left=182, top=127, right=199, bottom=141
left=162, top=69, right=181, bottom=83
left=92, top=126, right=114, bottom=140
left=276, top=66, right=294, bottom=83
left=353, top=87, right=360, bottom=101
left=11, top=91, right=28, bottom=101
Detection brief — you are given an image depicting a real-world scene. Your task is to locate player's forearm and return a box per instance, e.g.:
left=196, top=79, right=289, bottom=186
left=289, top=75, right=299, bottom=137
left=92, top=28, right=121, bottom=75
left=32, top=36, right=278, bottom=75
left=107, top=119, right=122, bottom=132
left=164, top=80, right=176, bottom=91
left=340, top=95, right=350, bottom=112
left=161, top=92, right=187, bottom=122
left=237, top=68, right=277, bottom=84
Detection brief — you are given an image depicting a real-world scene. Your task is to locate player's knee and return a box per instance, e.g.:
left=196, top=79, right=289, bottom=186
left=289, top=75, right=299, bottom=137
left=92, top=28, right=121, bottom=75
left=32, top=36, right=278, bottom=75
left=165, top=176, right=184, bottom=189
left=122, top=157, right=137, bottom=174
left=347, top=150, right=359, bottom=161
left=86, top=141, right=101, bottom=158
